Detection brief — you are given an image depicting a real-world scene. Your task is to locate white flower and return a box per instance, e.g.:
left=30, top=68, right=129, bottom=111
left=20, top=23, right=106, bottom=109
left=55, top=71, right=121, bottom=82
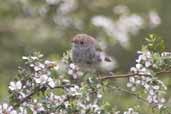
left=135, top=80, right=141, bottom=84
left=153, top=95, right=158, bottom=103
left=123, top=108, right=139, bottom=114
left=9, top=81, right=22, bottom=91
left=0, top=103, right=17, bottom=114
left=10, top=110, right=17, bottom=114
left=34, top=74, right=48, bottom=84
left=66, top=85, right=80, bottom=96
left=161, top=52, right=171, bottom=57
left=97, top=93, right=102, bottom=98
left=149, top=11, right=161, bottom=28
left=153, top=85, right=160, bottom=90
left=22, top=56, right=28, bottom=60
left=130, top=67, right=137, bottom=73
left=141, top=80, right=145, bottom=86
left=136, top=64, right=142, bottom=69
left=129, top=77, right=135, bottom=83
left=48, top=77, right=56, bottom=88
left=128, top=51, right=166, bottom=109
left=149, top=89, right=155, bottom=95
left=158, top=104, right=163, bottom=109
left=139, top=67, right=150, bottom=75
left=160, top=98, right=165, bottom=103
left=136, top=56, right=142, bottom=63
left=47, top=93, right=65, bottom=105
left=147, top=95, right=153, bottom=103
left=128, top=108, right=133, bottom=112
left=18, top=107, right=27, bottom=114
left=144, top=83, right=150, bottom=89
left=140, top=54, right=147, bottom=61
left=131, top=87, right=136, bottom=91
left=34, top=66, right=41, bottom=71
left=127, top=82, right=133, bottom=87
left=146, top=51, right=152, bottom=58
left=1, top=103, right=8, bottom=110
left=145, top=61, right=152, bottom=67
left=69, top=63, right=76, bottom=69
left=68, top=69, right=73, bottom=75
left=30, top=64, right=34, bottom=67
left=31, top=56, right=38, bottom=60
left=115, top=111, right=121, bottom=114
left=68, top=63, right=82, bottom=79
left=39, top=63, right=45, bottom=69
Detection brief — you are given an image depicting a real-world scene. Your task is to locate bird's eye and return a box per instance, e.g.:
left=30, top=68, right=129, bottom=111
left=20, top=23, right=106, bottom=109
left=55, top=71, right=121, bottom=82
left=80, top=41, right=84, bottom=45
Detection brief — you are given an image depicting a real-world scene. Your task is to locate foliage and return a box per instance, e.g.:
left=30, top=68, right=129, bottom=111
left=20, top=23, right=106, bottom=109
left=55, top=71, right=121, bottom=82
left=0, top=35, right=171, bottom=114
left=1, top=0, right=171, bottom=114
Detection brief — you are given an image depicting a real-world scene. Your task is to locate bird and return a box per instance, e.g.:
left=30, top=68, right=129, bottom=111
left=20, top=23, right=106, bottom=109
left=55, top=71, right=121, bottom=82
left=71, top=34, right=114, bottom=72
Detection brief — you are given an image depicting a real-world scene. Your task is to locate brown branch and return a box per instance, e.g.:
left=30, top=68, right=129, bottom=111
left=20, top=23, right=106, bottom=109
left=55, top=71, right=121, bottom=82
left=99, top=73, right=148, bottom=80
left=99, top=70, right=171, bottom=80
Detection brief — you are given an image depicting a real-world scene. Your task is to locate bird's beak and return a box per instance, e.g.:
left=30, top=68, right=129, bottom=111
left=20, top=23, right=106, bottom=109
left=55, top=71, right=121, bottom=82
left=72, top=39, right=75, bottom=43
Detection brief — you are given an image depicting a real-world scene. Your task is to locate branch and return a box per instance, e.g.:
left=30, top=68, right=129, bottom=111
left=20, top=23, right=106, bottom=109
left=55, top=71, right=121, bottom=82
left=13, top=85, right=67, bottom=108
left=107, top=85, right=147, bottom=103
left=12, top=68, right=171, bottom=109
left=99, top=73, right=149, bottom=80
left=99, top=70, right=171, bottom=80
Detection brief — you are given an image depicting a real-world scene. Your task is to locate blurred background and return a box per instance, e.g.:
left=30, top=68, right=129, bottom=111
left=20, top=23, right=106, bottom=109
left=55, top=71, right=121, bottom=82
left=0, top=0, right=171, bottom=113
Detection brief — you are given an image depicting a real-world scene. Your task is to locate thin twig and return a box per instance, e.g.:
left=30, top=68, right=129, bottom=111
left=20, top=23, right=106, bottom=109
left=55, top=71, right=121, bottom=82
left=107, top=85, right=147, bottom=103
left=14, top=85, right=67, bottom=108
left=99, top=70, right=171, bottom=80
left=99, top=73, right=149, bottom=80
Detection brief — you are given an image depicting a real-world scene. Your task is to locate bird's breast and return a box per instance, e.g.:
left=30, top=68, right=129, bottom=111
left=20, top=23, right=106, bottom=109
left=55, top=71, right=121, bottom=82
left=72, top=46, right=96, bottom=65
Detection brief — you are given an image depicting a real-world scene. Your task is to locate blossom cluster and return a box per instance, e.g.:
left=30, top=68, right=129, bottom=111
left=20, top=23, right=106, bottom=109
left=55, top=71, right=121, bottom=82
left=91, top=5, right=161, bottom=48
left=6, top=54, right=60, bottom=113
left=0, top=103, right=17, bottom=114
left=13, top=0, right=161, bottom=50
left=115, top=108, right=139, bottom=114
left=0, top=53, right=113, bottom=114
left=123, top=108, right=139, bottom=114
left=1, top=37, right=171, bottom=113
left=0, top=103, right=27, bottom=114
left=8, top=55, right=57, bottom=103
left=127, top=51, right=167, bottom=109
left=68, top=63, right=83, bottom=80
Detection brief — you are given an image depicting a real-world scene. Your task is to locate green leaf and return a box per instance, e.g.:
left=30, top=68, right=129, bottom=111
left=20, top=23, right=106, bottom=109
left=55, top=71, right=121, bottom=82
left=144, top=34, right=165, bottom=52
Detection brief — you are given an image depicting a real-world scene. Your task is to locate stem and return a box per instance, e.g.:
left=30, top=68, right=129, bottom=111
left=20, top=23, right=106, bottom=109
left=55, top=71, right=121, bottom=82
left=13, top=85, right=67, bottom=108
left=99, top=70, right=171, bottom=80
left=107, top=85, right=147, bottom=103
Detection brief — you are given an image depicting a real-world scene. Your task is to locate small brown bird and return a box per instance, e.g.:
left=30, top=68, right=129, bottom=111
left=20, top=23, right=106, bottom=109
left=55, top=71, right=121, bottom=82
left=71, top=34, right=114, bottom=72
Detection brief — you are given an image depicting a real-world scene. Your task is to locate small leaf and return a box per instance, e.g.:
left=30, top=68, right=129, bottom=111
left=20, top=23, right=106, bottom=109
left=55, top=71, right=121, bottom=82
left=144, top=34, right=165, bottom=52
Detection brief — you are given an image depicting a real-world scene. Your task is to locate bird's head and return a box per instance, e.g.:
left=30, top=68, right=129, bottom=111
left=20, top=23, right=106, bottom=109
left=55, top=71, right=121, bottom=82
left=72, top=34, right=96, bottom=48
